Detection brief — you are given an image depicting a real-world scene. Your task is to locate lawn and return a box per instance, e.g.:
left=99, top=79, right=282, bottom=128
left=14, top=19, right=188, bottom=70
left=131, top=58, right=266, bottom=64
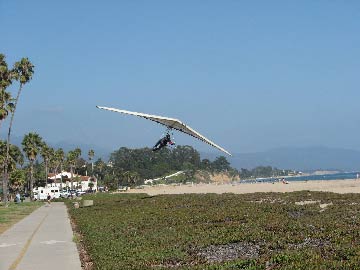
left=68, top=192, right=360, bottom=270
left=0, top=201, right=43, bottom=234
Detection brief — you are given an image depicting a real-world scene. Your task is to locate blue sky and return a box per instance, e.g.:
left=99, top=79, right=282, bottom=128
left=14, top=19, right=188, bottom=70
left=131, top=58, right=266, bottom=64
left=1, top=1, right=360, bottom=156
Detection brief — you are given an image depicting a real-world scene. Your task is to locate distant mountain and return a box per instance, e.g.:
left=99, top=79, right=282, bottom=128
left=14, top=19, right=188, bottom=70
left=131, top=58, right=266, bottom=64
left=223, top=147, right=360, bottom=171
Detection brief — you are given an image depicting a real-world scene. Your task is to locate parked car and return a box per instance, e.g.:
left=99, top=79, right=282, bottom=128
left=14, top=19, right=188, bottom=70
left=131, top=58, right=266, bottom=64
left=118, top=186, right=129, bottom=192
left=60, top=190, right=70, bottom=198
left=76, top=190, right=86, bottom=196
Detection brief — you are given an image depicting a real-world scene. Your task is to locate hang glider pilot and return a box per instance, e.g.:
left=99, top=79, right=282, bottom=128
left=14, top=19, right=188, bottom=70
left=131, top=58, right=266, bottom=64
left=152, top=134, right=175, bottom=151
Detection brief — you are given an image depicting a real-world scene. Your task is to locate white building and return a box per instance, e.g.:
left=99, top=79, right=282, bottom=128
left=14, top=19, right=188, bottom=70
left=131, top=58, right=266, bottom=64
left=47, top=171, right=97, bottom=191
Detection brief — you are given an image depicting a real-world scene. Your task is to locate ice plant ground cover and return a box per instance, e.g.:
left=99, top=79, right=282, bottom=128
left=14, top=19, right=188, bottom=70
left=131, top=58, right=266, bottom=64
left=68, top=192, right=360, bottom=269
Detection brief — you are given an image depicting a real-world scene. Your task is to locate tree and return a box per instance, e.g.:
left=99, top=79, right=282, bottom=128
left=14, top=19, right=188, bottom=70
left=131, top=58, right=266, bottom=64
left=0, top=54, right=14, bottom=129
left=52, top=148, right=65, bottom=189
left=122, top=171, right=140, bottom=187
left=88, top=149, right=95, bottom=176
left=67, top=148, right=81, bottom=189
left=130, top=171, right=140, bottom=186
left=211, top=156, right=231, bottom=172
left=22, top=132, right=42, bottom=200
left=103, top=174, right=117, bottom=191
left=9, top=169, right=26, bottom=193
left=0, top=91, right=14, bottom=128
left=0, top=140, right=23, bottom=176
left=3, top=57, right=34, bottom=204
left=94, top=158, right=106, bottom=173
left=0, top=139, right=24, bottom=202
left=240, top=168, right=252, bottom=179
left=8, top=144, right=24, bottom=171
left=0, top=54, right=15, bottom=204
left=171, top=145, right=200, bottom=171
left=252, top=166, right=273, bottom=178
left=200, top=159, right=211, bottom=170
left=75, top=157, right=86, bottom=175
left=40, top=143, right=53, bottom=186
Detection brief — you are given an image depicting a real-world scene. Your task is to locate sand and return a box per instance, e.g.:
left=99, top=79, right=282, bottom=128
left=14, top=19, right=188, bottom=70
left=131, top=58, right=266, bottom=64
left=126, top=179, right=360, bottom=196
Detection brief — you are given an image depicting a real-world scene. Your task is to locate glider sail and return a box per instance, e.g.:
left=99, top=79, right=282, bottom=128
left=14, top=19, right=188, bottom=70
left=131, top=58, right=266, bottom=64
left=96, top=106, right=231, bottom=156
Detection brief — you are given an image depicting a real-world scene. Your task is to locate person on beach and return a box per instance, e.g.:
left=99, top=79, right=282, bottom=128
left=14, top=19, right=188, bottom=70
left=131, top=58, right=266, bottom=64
left=15, top=192, right=21, bottom=203
left=282, top=178, right=289, bottom=184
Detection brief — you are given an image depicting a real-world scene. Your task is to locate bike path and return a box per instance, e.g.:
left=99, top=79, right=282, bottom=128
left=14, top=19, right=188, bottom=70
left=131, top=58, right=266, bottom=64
left=0, top=202, right=81, bottom=270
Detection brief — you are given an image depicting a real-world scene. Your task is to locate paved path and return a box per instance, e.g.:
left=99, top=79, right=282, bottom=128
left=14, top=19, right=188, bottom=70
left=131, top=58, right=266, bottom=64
left=0, top=202, right=81, bottom=270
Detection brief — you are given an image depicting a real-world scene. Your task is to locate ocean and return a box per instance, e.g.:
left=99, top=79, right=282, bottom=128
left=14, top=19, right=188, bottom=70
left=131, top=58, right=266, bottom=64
left=242, top=172, right=360, bottom=183
left=287, top=172, right=359, bottom=182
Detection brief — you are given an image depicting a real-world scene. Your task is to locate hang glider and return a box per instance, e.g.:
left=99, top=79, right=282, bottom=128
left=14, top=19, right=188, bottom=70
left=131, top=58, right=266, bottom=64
left=96, top=106, right=231, bottom=156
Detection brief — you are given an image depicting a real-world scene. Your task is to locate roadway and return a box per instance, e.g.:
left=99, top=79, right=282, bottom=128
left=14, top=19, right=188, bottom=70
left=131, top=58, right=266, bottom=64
left=0, top=202, right=81, bottom=270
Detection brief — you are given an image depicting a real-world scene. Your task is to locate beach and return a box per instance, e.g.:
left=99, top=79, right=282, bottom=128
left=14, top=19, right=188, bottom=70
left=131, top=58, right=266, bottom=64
left=126, top=179, right=360, bottom=196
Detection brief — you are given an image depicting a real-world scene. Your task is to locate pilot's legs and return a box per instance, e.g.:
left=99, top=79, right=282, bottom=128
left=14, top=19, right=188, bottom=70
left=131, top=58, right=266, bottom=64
left=153, top=138, right=169, bottom=151
left=152, top=139, right=163, bottom=151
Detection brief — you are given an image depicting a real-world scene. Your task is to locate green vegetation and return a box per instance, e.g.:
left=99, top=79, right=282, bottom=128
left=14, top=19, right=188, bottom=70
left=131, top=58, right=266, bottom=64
left=102, top=146, right=236, bottom=188
left=0, top=201, right=42, bottom=234
left=99, top=147, right=297, bottom=189
left=68, top=192, right=360, bottom=269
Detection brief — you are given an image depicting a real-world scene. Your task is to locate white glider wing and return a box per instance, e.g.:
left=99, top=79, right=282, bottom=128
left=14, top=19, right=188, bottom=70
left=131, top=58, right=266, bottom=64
left=96, top=106, right=231, bottom=156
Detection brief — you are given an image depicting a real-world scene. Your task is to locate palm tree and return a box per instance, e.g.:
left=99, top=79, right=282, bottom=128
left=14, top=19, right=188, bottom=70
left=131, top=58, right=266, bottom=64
left=40, top=143, right=53, bottom=186
left=0, top=54, right=15, bottom=204
left=88, top=149, right=95, bottom=176
left=0, top=141, right=6, bottom=166
left=6, top=58, right=34, bottom=142
left=95, top=158, right=106, bottom=173
left=22, top=132, right=42, bottom=200
left=3, top=58, right=34, bottom=204
left=0, top=91, right=14, bottom=129
left=67, top=148, right=81, bottom=189
left=0, top=54, right=14, bottom=130
left=9, top=169, right=26, bottom=193
left=0, top=140, right=23, bottom=203
left=52, top=148, right=64, bottom=189
left=0, top=140, right=23, bottom=176
left=94, top=158, right=106, bottom=184
left=8, top=144, right=24, bottom=172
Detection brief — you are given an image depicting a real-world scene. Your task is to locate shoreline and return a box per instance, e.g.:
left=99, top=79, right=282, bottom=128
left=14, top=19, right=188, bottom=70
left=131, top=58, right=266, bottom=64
left=125, top=179, right=360, bottom=196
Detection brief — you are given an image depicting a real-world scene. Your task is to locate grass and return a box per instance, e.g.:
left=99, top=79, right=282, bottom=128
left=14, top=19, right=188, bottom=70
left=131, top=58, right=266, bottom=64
left=67, top=192, right=360, bottom=270
left=0, top=201, right=43, bottom=234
